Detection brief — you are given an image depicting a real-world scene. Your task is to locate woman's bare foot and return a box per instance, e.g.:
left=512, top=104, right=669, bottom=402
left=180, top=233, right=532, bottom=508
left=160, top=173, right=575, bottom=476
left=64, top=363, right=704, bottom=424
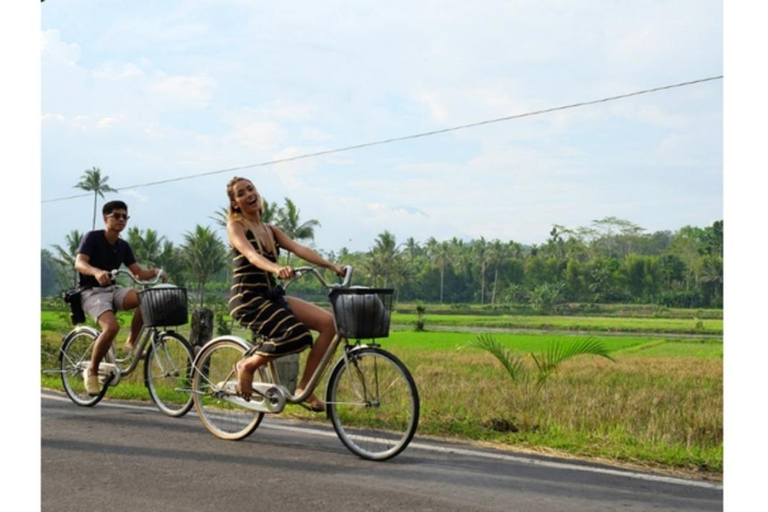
left=235, top=360, right=254, bottom=401
left=295, top=388, right=325, bottom=412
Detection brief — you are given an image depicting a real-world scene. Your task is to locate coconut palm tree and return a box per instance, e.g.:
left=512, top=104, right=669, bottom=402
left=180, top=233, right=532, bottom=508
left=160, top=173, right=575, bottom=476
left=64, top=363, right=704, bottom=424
left=51, top=230, right=84, bottom=287
left=126, top=227, right=165, bottom=267
left=74, top=167, right=117, bottom=230
left=365, top=231, right=402, bottom=288
left=471, top=237, right=490, bottom=304
left=181, top=225, right=226, bottom=307
left=426, top=237, right=451, bottom=303
left=276, top=198, right=320, bottom=265
left=486, top=239, right=509, bottom=305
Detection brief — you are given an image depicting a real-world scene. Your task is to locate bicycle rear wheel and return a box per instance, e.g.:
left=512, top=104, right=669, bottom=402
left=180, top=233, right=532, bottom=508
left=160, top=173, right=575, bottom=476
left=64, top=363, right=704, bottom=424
left=59, top=328, right=110, bottom=406
left=326, top=347, right=419, bottom=460
left=192, top=338, right=264, bottom=440
left=144, top=331, right=194, bottom=417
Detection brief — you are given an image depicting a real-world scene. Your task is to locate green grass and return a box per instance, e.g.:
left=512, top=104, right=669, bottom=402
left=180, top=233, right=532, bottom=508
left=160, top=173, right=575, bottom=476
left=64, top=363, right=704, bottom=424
left=392, top=312, right=723, bottom=334
left=395, top=302, right=723, bottom=319
left=41, top=309, right=722, bottom=476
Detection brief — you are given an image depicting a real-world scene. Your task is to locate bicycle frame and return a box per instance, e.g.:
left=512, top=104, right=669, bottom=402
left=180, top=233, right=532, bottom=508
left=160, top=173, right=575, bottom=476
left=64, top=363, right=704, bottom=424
left=50, top=268, right=168, bottom=382
left=190, top=265, right=366, bottom=413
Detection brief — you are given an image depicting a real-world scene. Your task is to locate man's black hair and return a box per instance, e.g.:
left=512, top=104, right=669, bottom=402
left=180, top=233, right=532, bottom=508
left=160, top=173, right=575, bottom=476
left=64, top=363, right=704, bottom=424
left=103, top=200, right=128, bottom=215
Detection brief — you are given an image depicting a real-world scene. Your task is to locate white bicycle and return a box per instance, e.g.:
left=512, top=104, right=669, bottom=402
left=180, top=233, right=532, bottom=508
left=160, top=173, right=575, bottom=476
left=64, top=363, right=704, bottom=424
left=190, top=265, right=420, bottom=460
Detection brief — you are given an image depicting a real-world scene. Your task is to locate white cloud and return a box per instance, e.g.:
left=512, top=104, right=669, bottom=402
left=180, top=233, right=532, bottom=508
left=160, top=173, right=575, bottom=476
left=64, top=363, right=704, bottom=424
left=143, top=125, right=166, bottom=139
left=41, top=29, right=80, bottom=65
left=71, top=115, right=89, bottom=131
left=97, top=117, right=121, bottom=129
left=42, top=114, right=64, bottom=123
left=415, top=92, right=449, bottom=122
left=147, top=73, right=217, bottom=108
left=93, top=62, right=144, bottom=80
left=120, top=189, right=150, bottom=203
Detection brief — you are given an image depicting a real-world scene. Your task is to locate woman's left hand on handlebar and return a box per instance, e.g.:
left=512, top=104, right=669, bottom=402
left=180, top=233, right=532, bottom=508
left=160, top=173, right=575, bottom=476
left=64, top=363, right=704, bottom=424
left=331, top=264, right=346, bottom=278
left=276, top=266, right=295, bottom=280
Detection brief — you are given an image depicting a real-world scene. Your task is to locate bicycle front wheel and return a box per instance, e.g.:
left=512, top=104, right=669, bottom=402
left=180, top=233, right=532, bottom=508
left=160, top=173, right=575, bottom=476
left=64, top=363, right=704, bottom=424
left=59, top=328, right=108, bottom=407
left=191, top=339, right=264, bottom=440
left=327, top=347, right=419, bottom=461
left=144, top=331, right=194, bottom=417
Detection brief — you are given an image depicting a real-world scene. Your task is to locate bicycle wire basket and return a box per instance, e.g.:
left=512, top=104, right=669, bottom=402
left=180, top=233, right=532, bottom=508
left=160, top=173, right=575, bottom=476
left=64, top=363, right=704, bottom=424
left=329, top=288, right=394, bottom=339
left=138, top=286, right=189, bottom=327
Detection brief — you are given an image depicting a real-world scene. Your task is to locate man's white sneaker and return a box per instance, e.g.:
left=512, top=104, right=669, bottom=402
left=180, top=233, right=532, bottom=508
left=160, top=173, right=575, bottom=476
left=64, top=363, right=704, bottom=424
left=82, top=370, right=100, bottom=396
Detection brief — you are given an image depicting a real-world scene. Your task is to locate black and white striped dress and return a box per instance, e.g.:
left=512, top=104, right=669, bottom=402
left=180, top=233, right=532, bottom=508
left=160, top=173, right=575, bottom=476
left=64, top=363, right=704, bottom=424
left=228, top=227, right=313, bottom=356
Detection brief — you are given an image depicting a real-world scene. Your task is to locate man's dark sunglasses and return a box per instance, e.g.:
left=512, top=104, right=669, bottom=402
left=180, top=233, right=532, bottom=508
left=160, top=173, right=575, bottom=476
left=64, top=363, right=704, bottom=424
left=109, top=213, right=130, bottom=221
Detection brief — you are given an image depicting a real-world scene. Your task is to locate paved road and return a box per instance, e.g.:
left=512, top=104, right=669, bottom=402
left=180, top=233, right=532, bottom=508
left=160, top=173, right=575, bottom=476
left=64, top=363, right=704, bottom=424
left=42, top=392, right=722, bottom=512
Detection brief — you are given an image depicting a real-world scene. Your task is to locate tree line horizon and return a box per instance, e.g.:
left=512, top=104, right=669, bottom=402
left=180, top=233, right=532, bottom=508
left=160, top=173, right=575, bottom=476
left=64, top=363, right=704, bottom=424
left=41, top=168, right=724, bottom=310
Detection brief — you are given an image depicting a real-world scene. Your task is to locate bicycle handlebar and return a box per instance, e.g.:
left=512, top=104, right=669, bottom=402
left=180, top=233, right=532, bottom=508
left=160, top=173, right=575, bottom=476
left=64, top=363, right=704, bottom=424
left=285, top=265, right=353, bottom=290
left=109, top=268, right=165, bottom=287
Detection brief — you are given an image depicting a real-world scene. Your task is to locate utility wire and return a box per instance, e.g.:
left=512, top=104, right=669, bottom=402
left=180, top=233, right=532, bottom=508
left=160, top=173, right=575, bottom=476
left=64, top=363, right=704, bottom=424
left=42, top=75, right=722, bottom=204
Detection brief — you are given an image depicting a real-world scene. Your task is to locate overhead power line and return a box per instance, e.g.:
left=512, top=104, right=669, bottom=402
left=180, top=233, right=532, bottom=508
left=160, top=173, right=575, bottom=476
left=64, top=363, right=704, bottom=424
left=42, top=75, right=722, bottom=204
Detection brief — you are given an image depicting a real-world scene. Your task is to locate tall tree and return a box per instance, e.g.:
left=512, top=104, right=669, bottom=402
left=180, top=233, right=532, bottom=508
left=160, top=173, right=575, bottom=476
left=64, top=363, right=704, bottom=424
left=51, top=230, right=84, bottom=288
left=41, top=249, right=60, bottom=296
left=181, top=226, right=226, bottom=307
left=471, top=237, right=491, bottom=304
left=276, top=198, right=320, bottom=265
left=426, top=237, right=451, bottom=303
left=487, top=239, right=509, bottom=305
left=74, top=167, right=117, bottom=230
left=365, top=231, right=402, bottom=288
left=127, top=227, right=164, bottom=266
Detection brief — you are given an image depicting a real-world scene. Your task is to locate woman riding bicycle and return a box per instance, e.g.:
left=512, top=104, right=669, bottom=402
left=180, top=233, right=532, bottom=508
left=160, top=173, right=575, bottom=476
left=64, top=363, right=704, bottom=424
left=225, top=176, right=345, bottom=411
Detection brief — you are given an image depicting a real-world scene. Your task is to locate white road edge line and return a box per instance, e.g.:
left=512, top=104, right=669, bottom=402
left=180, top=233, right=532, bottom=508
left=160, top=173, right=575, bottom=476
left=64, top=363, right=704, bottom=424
left=42, top=392, right=722, bottom=490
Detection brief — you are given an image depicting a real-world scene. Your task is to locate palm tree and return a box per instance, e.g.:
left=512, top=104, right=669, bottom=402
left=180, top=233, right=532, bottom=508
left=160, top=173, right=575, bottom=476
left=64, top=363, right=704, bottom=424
left=127, top=227, right=165, bottom=267
left=366, top=231, right=402, bottom=288
left=426, top=237, right=451, bottom=304
left=276, top=198, right=320, bottom=265
left=487, top=239, right=508, bottom=305
left=74, top=167, right=117, bottom=230
left=157, top=240, right=186, bottom=287
left=181, top=226, right=226, bottom=307
left=471, top=237, right=490, bottom=304
left=51, top=230, right=84, bottom=287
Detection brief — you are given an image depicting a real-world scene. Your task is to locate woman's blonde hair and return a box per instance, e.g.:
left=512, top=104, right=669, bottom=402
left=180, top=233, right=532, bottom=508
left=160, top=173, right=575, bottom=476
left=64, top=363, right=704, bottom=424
left=226, top=176, right=263, bottom=223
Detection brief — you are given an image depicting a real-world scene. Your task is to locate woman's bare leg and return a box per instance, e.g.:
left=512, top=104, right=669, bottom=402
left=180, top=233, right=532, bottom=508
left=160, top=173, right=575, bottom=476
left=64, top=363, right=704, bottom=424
left=286, top=296, right=336, bottom=409
left=236, top=353, right=269, bottom=401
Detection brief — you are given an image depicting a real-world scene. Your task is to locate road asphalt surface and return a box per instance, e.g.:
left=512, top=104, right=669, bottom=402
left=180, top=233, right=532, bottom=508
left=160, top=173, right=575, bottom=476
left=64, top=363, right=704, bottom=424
left=42, top=391, right=722, bottom=512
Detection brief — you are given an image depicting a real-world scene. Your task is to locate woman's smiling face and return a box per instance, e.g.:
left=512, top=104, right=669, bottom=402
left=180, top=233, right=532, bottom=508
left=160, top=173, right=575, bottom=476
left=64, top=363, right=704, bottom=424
left=232, top=179, right=261, bottom=215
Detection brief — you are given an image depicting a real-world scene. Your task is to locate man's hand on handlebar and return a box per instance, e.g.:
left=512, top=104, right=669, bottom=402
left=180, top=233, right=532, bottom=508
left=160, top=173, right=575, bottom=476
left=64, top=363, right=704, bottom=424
left=95, top=269, right=113, bottom=286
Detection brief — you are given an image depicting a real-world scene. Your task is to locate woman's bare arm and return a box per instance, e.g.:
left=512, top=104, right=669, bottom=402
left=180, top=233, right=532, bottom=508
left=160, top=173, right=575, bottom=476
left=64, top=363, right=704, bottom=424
left=270, top=225, right=345, bottom=276
left=227, top=220, right=282, bottom=274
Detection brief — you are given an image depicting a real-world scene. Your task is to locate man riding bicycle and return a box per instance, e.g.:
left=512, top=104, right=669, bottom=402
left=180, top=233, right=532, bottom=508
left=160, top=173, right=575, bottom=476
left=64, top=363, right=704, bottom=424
left=73, top=200, right=165, bottom=396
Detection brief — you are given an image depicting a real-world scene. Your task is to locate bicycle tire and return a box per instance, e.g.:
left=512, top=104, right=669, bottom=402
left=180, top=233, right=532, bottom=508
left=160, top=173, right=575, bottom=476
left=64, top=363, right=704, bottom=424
left=144, top=331, right=195, bottom=417
left=191, top=338, right=264, bottom=440
left=326, top=346, right=419, bottom=461
left=59, top=327, right=110, bottom=407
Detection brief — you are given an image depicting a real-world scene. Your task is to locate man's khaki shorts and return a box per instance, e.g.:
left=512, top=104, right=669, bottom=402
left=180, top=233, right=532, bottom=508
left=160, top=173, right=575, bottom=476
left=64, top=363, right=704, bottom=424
left=81, top=285, right=133, bottom=322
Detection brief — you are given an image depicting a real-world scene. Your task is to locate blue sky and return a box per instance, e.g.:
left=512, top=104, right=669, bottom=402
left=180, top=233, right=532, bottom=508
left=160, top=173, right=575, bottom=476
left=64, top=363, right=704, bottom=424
left=41, top=0, right=723, bottom=253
